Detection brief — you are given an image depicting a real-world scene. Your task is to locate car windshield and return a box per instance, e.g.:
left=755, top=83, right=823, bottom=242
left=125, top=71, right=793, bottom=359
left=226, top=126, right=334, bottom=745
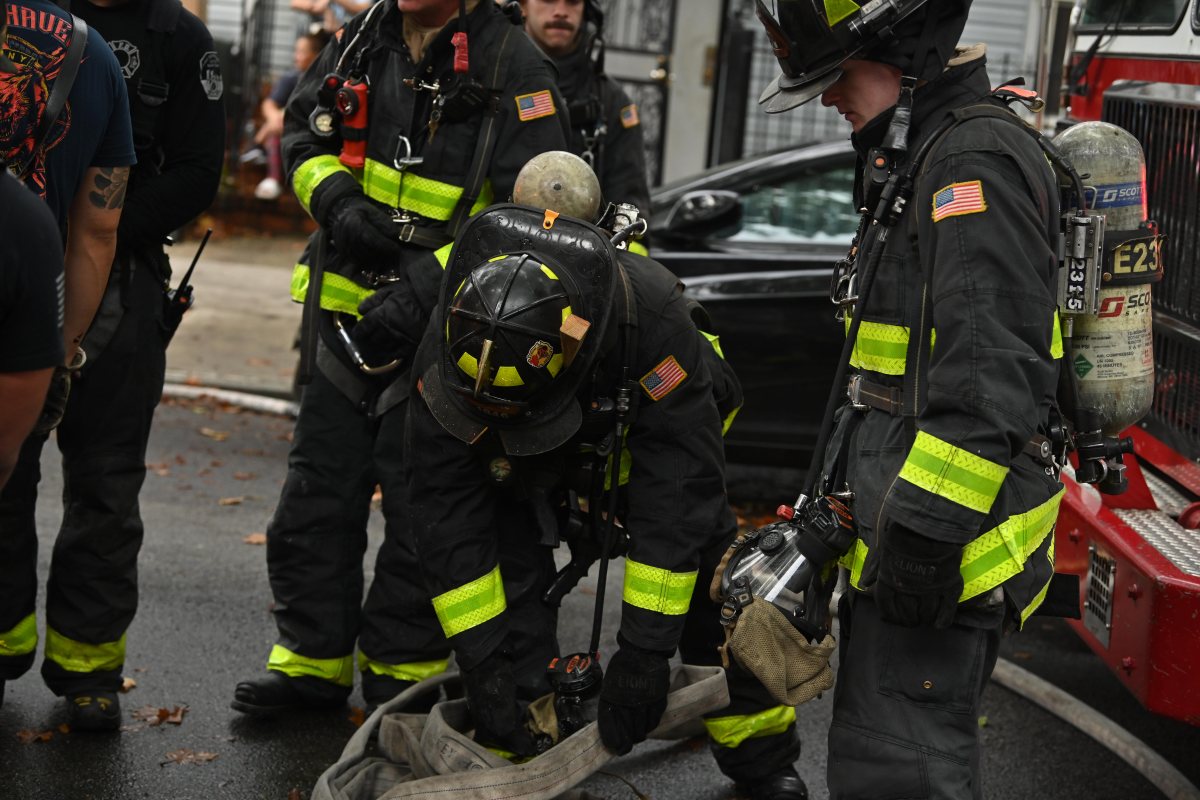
left=718, top=164, right=859, bottom=245
left=1080, top=0, right=1189, bottom=29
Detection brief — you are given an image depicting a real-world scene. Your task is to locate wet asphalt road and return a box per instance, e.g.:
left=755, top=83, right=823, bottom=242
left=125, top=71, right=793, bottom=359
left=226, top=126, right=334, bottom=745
left=2, top=398, right=1199, bottom=800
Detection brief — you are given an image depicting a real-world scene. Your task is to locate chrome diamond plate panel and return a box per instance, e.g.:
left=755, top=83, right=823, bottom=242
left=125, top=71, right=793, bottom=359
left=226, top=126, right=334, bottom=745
left=1113, top=509, right=1200, bottom=577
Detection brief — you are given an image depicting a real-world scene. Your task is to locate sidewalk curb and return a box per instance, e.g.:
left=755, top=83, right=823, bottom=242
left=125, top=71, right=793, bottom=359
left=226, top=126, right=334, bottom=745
left=164, top=383, right=298, bottom=418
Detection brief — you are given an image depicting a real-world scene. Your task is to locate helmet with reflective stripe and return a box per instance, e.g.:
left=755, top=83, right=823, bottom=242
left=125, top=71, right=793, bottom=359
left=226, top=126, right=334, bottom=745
left=756, top=0, right=971, bottom=114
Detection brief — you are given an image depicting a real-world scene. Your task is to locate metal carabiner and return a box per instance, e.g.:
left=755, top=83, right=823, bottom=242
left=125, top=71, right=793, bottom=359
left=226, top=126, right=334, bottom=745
left=332, top=312, right=403, bottom=375
left=393, top=134, right=423, bottom=171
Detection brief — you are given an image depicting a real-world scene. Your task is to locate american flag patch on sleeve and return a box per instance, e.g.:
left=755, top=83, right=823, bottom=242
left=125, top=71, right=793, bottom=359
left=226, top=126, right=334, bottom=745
left=931, top=180, right=986, bottom=222
left=640, top=355, right=688, bottom=401
left=515, top=90, right=556, bottom=122
left=620, top=103, right=639, bottom=128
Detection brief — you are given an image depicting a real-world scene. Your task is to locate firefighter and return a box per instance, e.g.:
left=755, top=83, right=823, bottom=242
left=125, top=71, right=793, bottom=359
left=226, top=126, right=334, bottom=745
left=756, top=1, right=1064, bottom=796
left=0, top=0, right=221, bottom=731
left=518, top=0, right=650, bottom=221
left=231, top=0, right=568, bottom=716
left=405, top=202, right=807, bottom=799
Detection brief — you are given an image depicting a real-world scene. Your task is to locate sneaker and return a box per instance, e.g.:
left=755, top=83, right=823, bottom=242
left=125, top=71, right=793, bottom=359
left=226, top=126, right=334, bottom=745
left=254, top=177, right=282, bottom=200
left=743, top=766, right=809, bottom=800
left=230, top=671, right=348, bottom=716
left=239, top=147, right=267, bottom=165
left=67, top=691, right=121, bottom=732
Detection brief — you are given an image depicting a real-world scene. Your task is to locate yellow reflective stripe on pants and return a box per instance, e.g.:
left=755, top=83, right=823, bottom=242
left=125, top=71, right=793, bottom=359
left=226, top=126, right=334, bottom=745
left=434, top=243, right=453, bottom=269
left=840, top=488, right=1064, bottom=602
left=704, top=705, right=796, bottom=748
left=268, top=644, right=355, bottom=687
left=45, top=628, right=125, bottom=673
left=898, top=430, right=1009, bottom=515
left=0, top=613, right=38, bottom=657
left=290, top=263, right=376, bottom=317
left=361, top=158, right=493, bottom=222
left=432, top=565, right=507, bottom=638
left=293, top=155, right=353, bottom=215
left=961, top=487, right=1064, bottom=602
left=623, top=559, right=697, bottom=616
left=358, top=653, right=450, bottom=683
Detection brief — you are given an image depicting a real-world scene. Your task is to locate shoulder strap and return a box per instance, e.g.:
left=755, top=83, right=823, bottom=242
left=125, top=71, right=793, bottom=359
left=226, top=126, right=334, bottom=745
left=130, top=0, right=183, bottom=159
left=445, top=22, right=516, bottom=237
left=13, top=14, right=88, bottom=180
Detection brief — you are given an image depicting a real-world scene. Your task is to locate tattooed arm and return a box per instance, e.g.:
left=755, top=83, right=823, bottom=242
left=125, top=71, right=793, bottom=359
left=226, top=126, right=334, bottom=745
left=62, top=165, right=129, bottom=361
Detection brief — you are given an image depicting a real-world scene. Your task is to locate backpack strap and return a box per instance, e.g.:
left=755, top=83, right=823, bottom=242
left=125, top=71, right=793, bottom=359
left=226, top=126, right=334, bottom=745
left=130, top=0, right=183, bottom=163
left=11, top=15, right=88, bottom=180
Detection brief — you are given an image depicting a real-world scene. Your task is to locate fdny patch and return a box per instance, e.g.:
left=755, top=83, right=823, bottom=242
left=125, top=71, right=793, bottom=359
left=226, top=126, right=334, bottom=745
left=620, top=103, right=639, bottom=128
left=515, top=90, right=556, bottom=122
left=931, top=180, right=986, bottom=222
left=526, top=340, right=554, bottom=368
left=640, top=356, right=687, bottom=401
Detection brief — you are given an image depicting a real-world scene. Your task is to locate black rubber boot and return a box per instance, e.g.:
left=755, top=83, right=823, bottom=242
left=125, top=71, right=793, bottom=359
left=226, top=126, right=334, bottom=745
left=744, top=766, right=809, bottom=800
left=67, top=691, right=121, bottom=732
left=362, top=675, right=438, bottom=717
left=230, top=671, right=349, bottom=716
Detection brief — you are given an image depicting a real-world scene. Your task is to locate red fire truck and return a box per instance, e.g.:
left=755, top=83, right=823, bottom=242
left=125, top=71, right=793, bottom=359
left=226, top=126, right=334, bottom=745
left=1055, top=0, right=1200, bottom=725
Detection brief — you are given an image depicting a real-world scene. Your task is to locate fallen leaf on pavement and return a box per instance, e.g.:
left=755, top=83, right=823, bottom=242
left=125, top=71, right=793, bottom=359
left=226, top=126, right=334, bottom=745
left=218, top=496, right=244, bottom=506
left=184, top=375, right=203, bottom=387
left=58, top=723, right=70, bottom=734
left=175, top=454, right=188, bottom=465
left=166, top=706, right=188, bottom=725
left=348, top=707, right=366, bottom=728
left=198, top=427, right=230, bottom=442
left=162, top=749, right=218, bottom=766
left=243, top=532, right=267, bottom=545
left=289, top=789, right=304, bottom=800
left=16, top=729, right=54, bottom=744
left=211, top=459, right=223, bottom=468
left=246, top=357, right=272, bottom=367
left=121, top=677, right=137, bottom=692
left=233, top=471, right=256, bottom=480
left=132, top=705, right=188, bottom=726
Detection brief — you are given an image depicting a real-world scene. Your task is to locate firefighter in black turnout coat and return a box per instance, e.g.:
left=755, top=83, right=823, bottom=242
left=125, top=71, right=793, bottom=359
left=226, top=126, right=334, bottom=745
left=0, top=0, right=223, bottom=731
left=406, top=204, right=808, bottom=799
left=757, top=1, right=1064, bottom=796
left=232, top=0, right=568, bottom=715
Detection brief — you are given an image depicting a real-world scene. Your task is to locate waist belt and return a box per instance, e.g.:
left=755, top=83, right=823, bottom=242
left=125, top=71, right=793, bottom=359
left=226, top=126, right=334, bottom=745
left=847, top=375, right=1055, bottom=467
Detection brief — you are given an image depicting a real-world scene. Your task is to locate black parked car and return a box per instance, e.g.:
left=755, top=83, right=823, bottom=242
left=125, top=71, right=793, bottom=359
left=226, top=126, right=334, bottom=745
left=646, top=140, right=859, bottom=467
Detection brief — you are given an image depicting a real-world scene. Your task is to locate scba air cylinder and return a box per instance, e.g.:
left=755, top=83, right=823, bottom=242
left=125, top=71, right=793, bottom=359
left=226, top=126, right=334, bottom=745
left=1053, top=122, right=1162, bottom=434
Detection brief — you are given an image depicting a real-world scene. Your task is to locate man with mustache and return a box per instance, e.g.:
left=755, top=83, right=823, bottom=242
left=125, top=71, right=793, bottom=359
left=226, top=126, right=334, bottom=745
left=518, top=0, right=650, bottom=232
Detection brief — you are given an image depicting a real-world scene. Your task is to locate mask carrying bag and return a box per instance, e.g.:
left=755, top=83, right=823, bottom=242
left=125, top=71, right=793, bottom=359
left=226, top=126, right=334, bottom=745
left=311, top=665, right=729, bottom=800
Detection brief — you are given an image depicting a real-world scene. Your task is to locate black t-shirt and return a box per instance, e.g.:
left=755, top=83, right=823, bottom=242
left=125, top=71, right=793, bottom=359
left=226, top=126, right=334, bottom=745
left=3, top=0, right=137, bottom=225
left=73, top=0, right=225, bottom=247
left=269, top=69, right=300, bottom=107
left=0, top=173, right=65, bottom=372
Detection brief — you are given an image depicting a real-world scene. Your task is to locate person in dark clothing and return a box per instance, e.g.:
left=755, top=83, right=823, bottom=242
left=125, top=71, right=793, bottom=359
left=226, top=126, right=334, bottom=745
left=405, top=203, right=806, bottom=799
left=0, top=0, right=223, bottom=732
left=0, top=174, right=64, bottom=495
left=230, top=0, right=568, bottom=718
left=757, top=1, right=1063, bottom=796
left=0, top=0, right=137, bottom=727
left=518, top=0, right=649, bottom=226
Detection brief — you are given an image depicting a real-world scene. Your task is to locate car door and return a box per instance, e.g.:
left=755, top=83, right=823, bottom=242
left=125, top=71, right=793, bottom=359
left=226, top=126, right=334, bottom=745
left=652, top=148, right=860, bottom=466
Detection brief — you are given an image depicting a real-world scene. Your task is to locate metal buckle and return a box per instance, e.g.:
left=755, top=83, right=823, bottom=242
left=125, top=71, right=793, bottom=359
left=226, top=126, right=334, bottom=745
left=398, top=223, right=415, bottom=243
left=847, top=375, right=867, bottom=410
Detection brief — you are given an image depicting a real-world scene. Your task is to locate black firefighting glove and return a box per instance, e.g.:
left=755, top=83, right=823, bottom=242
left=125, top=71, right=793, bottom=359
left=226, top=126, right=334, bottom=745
left=461, top=649, right=538, bottom=758
left=329, top=194, right=404, bottom=269
left=874, top=522, right=964, bottom=629
left=598, top=636, right=671, bottom=755
left=352, top=283, right=423, bottom=367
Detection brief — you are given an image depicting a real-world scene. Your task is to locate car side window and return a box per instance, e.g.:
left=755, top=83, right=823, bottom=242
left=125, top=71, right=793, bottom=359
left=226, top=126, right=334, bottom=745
left=717, top=165, right=859, bottom=245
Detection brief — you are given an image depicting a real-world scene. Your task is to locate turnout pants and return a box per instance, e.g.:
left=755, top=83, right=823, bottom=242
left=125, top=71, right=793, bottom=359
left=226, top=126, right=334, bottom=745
left=827, top=590, right=1002, bottom=800
left=0, top=254, right=167, bottom=695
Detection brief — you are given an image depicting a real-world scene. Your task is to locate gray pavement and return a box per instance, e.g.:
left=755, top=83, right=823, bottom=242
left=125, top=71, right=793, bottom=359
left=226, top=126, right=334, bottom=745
left=2, top=234, right=1200, bottom=799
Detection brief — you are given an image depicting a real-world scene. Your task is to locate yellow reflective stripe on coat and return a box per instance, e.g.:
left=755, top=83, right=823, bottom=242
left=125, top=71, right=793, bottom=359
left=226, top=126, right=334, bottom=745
left=290, top=264, right=375, bottom=317
left=268, top=644, right=354, bottom=686
left=44, top=628, right=125, bottom=673
left=704, top=705, right=796, bottom=748
left=433, top=565, right=507, bottom=638
left=358, top=653, right=450, bottom=683
left=846, top=318, right=909, bottom=375
left=623, top=559, right=697, bottom=616
left=898, top=430, right=1009, bottom=515
left=1020, top=535, right=1057, bottom=626
left=293, top=155, right=353, bottom=215
left=434, top=243, right=453, bottom=269
left=628, top=240, right=649, bottom=257
left=841, top=489, right=1064, bottom=602
left=961, top=487, right=1064, bottom=602
left=701, top=330, right=740, bottom=434
left=361, top=158, right=493, bottom=221
left=846, top=313, right=1061, bottom=375
left=0, top=613, right=38, bottom=657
